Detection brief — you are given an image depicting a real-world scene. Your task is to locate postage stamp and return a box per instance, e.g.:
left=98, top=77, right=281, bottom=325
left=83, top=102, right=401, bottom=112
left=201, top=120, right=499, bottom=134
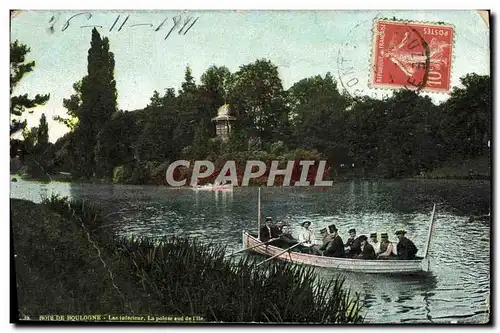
left=370, top=19, right=454, bottom=93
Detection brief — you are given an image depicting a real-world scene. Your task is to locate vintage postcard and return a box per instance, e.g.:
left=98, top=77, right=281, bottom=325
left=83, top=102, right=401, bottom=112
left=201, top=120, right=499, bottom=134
left=10, top=9, right=491, bottom=325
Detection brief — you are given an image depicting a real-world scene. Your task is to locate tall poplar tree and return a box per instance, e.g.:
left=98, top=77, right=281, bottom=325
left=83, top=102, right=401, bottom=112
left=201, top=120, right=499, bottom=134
left=74, top=28, right=117, bottom=178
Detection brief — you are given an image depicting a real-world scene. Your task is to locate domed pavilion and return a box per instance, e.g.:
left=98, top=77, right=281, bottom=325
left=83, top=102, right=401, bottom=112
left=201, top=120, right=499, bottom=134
left=212, top=104, right=236, bottom=141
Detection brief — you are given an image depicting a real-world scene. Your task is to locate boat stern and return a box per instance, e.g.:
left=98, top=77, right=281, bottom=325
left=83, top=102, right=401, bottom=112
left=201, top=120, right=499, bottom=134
left=421, top=256, right=431, bottom=272
left=242, top=230, right=247, bottom=249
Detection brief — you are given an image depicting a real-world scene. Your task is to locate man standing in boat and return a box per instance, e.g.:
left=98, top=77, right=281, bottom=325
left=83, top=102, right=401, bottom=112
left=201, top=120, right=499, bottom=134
left=321, top=224, right=345, bottom=258
left=355, top=235, right=377, bottom=260
left=344, top=228, right=362, bottom=258
left=395, top=230, right=418, bottom=260
left=259, top=217, right=280, bottom=243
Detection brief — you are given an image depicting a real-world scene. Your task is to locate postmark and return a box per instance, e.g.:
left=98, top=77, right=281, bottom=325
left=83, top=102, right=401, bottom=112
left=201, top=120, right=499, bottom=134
left=370, top=19, right=454, bottom=93
left=337, top=17, right=391, bottom=101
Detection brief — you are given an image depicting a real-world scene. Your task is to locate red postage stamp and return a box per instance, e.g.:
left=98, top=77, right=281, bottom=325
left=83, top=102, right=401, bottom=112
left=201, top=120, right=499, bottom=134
left=370, top=19, right=454, bottom=93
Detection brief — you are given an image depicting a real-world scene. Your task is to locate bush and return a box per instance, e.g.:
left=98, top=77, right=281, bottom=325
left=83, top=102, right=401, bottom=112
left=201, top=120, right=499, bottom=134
left=282, top=148, right=322, bottom=161
left=149, top=161, right=171, bottom=185
left=270, top=141, right=287, bottom=155
left=126, top=161, right=159, bottom=185
left=112, top=165, right=131, bottom=184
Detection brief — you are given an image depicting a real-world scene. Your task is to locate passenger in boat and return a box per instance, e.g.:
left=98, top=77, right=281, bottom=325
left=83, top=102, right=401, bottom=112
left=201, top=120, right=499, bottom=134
left=259, top=217, right=280, bottom=243
left=369, top=232, right=381, bottom=255
left=319, top=227, right=329, bottom=239
left=344, top=228, right=362, bottom=258
left=320, top=226, right=335, bottom=245
left=319, top=226, right=334, bottom=251
left=276, top=220, right=285, bottom=234
left=298, top=221, right=320, bottom=255
left=377, top=233, right=396, bottom=259
left=276, top=225, right=300, bottom=248
left=355, top=235, right=377, bottom=260
left=321, top=224, right=345, bottom=258
left=395, top=230, right=418, bottom=260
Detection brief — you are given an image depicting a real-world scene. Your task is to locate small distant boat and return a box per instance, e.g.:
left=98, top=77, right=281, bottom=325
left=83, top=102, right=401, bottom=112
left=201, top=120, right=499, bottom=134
left=192, top=183, right=233, bottom=191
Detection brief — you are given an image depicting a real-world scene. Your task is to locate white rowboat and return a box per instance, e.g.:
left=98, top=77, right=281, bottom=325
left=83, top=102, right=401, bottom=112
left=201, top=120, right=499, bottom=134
left=242, top=231, right=431, bottom=274
left=240, top=188, right=437, bottom=274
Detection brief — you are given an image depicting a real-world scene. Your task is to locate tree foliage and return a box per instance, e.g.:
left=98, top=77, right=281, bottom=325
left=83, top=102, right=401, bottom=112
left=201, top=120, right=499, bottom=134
left=20, top=28, right=490, bottom=182
left=68, top=28, right=118, bottom=179
left=228, top=59, right=288, bottom=141
left=10, top=40, right=50, bottom=135
left=53, top=80, right=82, bottom=130
left=19, top=113, right=53, bottom=177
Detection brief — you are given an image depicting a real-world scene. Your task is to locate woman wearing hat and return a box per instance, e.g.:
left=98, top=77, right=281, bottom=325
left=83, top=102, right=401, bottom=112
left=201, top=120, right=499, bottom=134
left=298, top=221, right=320, bottom=254
left=377, top=232, right=396, bottom=259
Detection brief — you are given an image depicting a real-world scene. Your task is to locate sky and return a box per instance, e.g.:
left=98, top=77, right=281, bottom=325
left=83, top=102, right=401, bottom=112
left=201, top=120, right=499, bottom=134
left=10, top=10, right=490, bottom=142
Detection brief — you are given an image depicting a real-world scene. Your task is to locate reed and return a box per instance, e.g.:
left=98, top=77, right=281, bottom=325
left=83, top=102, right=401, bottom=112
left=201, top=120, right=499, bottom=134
left=115, top=236, right=363, bottom=323
left=14, top=196, right=363, bottom=323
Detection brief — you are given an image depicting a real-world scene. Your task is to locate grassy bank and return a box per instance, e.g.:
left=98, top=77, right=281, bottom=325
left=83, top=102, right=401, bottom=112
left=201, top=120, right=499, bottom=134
left=11, top=197, right=363, bottom=323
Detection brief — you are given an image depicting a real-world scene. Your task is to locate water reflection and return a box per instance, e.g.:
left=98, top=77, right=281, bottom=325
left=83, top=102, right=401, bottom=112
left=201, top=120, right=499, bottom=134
left=338, top=273, right=439, bottom=322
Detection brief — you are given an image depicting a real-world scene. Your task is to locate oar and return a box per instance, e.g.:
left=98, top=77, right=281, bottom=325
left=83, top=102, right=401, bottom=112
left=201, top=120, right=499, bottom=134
left=225, top=237, right=280, bottom=257
left=256, top=241, right=306, bottom=266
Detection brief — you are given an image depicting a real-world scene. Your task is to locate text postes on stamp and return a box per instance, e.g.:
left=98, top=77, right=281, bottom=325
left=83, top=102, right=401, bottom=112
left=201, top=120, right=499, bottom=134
left=370, top=19, right=454, bottom=93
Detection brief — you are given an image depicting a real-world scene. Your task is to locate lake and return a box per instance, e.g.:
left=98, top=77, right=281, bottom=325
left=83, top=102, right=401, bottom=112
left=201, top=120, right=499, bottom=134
left=10, top=178, right=491, bottom=323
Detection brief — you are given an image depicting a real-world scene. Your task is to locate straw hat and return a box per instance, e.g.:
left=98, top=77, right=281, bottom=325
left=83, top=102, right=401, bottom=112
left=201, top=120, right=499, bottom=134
left=301, top=221, right=311, bottom=228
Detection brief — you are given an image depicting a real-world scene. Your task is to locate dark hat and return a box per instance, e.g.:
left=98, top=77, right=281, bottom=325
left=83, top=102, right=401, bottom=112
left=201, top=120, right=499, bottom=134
left=301, top=220, right=311, bottom=227
left=370, top=232, right=377, bottom=238
left=348, top=228, right=356, bottom=234
left=395, top=230, right=406, bottom=235
left=328, top=224, right=338, bottom=233
left=381, top=233, right=388, bottom=239
left=265, top=217, right=272, bottom=222
left=358, top=235, right=368, bottom=242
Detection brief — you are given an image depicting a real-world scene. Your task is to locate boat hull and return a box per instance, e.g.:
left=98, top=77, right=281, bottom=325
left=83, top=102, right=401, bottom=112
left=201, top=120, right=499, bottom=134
left=242, top=231, right=429, bottom=274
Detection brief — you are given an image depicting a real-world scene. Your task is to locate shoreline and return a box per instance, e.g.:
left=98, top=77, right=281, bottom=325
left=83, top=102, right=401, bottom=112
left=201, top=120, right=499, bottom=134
left=12, top=173, right=491, bottom=186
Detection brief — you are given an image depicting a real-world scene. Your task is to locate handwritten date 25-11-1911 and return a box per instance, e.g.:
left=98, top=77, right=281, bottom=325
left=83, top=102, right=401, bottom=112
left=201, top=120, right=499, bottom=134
left=47, top=13, right=200, bottom=40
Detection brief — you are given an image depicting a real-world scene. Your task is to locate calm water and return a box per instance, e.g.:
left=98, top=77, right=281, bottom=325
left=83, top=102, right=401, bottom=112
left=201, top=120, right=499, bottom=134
left=10, top=178, right=491, bottom=323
